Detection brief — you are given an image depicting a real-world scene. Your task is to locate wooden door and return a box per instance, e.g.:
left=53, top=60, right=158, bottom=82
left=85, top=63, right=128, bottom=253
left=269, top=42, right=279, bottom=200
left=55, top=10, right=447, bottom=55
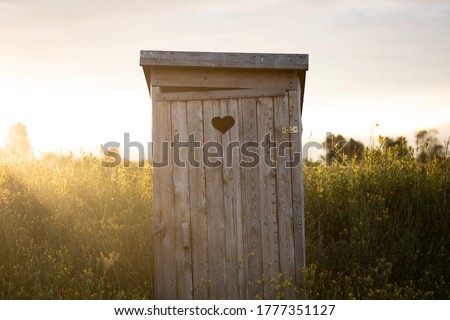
left=152, top=88, right=304, bottom=299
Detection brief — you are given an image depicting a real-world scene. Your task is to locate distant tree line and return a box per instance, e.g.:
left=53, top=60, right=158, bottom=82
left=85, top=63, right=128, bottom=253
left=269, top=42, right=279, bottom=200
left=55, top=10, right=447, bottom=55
left=322, top=130, right=448, bottom=166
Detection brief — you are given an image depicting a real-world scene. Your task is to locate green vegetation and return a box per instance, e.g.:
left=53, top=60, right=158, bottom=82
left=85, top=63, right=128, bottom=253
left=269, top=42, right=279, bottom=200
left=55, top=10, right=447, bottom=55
left=0, top=129, right=448, bottom=299
left=303, top=137, right=449, bottom=299
left=0, top=156, right=153, bottom=299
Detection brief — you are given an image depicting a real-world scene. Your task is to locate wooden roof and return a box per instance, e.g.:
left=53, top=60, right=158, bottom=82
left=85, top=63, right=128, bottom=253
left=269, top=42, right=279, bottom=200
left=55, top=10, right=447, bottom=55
left=140, top=50, right=308, bottom=71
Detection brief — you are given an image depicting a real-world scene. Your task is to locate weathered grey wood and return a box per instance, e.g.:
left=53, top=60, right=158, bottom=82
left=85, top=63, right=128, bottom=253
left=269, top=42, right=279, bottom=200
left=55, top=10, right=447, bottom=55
left=203, top=99, right=227, bottom=299
left=220, top=99, right=244, bottom=299
left=141, top=51, right=309, bottom=70
left=237, top=101, right=248, bottom=299
left=187, top=99, right=209, bottom=299
left=144, top=51, right=308, bottom=300
left=257, top=96, right=280, bottom=298
left=289, top=87, right=306, bottom=291
left=152, top=87, right=177, bottom=299
left=150, top=67, right=297, bottom=90
left=240, top=97, right=263, bottom=299
left=230, top=98, right=245, bottom=299
left=171, top=100, right=193, bottom=299
left=274, top=93, right=295, bottom=299
left=155, top=88, right=286, bottom=102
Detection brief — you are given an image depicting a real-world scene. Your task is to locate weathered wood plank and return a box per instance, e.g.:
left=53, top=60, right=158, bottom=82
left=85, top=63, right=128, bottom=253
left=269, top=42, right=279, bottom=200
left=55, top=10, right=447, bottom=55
left=257, top=96, right=280, bottom=299
left=155, top=88, right=286, bottom=102
left=240, top=97, right=263, bottom=299
left=230, top=98, right=245, bottom=299
left=171, top=100, right=193, bottom=299
left=140, top=51, right=309, bottom=70
left=152, top=87, right=177, bottom=299
left=274, top=93, right=295, bottom=299
left=221, top=99, right=243, bottom=299
left=289, top=88, right=306, bottom=291
left=151, top=67, right=297, bottom=90
left=237, top=100, right=248, bottom=299
left=203, top=99, right=227, bottom=299
left=187, top=99, right=209, bottom=299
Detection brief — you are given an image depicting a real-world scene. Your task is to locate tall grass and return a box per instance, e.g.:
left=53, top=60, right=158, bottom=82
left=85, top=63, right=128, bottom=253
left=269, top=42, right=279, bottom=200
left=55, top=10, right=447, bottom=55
left=0, top=155, right=153, bottom=299
left=0, top=140, right=448, bottom=299
left=303, top=140, right=449, bottom=299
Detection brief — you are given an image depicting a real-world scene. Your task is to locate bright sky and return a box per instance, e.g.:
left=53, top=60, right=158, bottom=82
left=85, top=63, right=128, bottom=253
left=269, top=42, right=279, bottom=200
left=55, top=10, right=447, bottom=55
left=1, top=0, right=450, bottom=157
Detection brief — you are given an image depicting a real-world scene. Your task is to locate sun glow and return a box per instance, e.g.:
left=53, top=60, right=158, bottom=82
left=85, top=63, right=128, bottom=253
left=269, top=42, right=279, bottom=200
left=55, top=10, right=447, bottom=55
left=1, top=1, right=449, bottom=156
left=0, top=71, right=151, bottom=157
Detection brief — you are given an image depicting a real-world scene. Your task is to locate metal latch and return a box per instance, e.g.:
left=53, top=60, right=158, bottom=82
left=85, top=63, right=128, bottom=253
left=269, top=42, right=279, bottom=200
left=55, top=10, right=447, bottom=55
left=282, top=126, right=298, bottom=134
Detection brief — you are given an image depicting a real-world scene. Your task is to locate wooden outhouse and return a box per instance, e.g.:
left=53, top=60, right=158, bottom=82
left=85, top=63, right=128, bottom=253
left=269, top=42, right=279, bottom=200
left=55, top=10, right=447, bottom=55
left=140, top=51, right=308, bottom=299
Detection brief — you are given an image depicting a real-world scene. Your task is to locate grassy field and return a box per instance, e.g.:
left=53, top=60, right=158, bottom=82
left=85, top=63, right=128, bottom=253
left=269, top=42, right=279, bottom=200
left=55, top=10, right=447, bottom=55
left=0, top=143, right=449, bottom=299
left=0, top=156, right=154, bottom=299
left=303, top=144, right=449, bottom=299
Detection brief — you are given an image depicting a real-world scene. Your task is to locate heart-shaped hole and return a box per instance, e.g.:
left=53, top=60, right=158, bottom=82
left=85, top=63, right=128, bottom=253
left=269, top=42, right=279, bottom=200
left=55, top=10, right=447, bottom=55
left=212, top=116, right=235, bottom=134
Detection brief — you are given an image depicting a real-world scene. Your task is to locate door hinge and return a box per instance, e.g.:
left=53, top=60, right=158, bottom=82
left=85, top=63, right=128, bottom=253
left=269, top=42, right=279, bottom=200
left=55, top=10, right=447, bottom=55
left=282, top=126, right=298, bottom=134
